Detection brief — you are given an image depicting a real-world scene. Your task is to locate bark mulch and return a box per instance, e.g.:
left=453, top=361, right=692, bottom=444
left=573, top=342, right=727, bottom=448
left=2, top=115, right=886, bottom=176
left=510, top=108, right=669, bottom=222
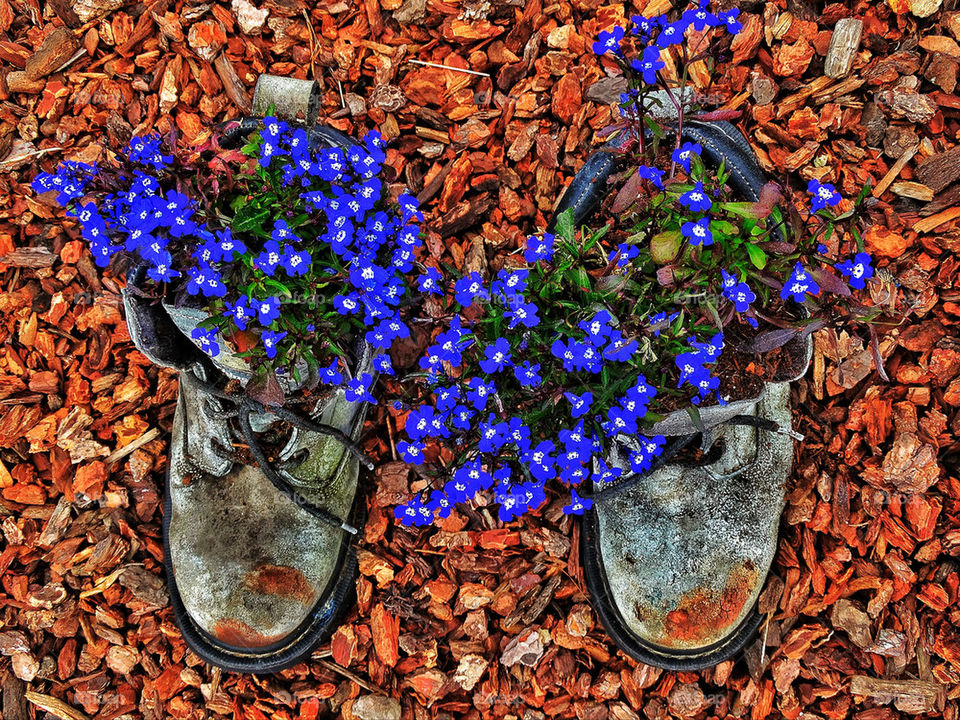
left=2, top=0, right=960, bottom=718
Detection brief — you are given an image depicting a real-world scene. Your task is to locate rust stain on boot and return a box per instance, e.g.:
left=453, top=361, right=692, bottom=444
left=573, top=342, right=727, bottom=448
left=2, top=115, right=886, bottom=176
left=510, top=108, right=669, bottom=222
left=212, top=618, right=287, bottom=649
left=243, top=564, right=317, bottom=605
left=636, top=560, right=759, bottom=648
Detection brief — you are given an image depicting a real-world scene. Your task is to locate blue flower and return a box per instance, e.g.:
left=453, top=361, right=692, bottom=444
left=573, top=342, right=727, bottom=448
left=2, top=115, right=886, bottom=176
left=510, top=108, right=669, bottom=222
left=780, top=263, right=820, bottom=303
left=426, top=490, right=453, bottom=519
left=524, top=233, right=555, bottom=263
left=127, top=134, right=172, bottom=169
left=454, top=272, right=488, bottom=306
left=373, top=354, right=395, bottom=375
left=629, top=435, right=665, bottom=473
left=395, top=497, right=433, bottom=527
left=478, top=415, right=509, bottom=453
left=682, top=6, right=719, bottom=31
left=678, top=182, right=712, bottom=213
left=602, top=333, right=638, bottom=362
left=836, top=252, right=874, bottom=289
left=672, top=142, right=702, bottom=173
left=345, top=373, right=376, bottom=404
left=616, top=243, right=640, bottom=268
left=563, top=490, right=593, bottom=516
left=719, top=8, right=742, bottom=33
left=281, top=247, right=311, bottom=276
left=261, top=329, right=287, bottom=359
left=605, top=404, right=638, bottom=436
left=146, top=253, right=180, bottom=283
left=593, top=458, right=623, bottom=486
left=224, top=296, right=255, bottom=330
left=631, top=45, right=665, bottom=84
left=491, top=268, right=529, bottom=300
left=334, top=293, right=361, bottom=315
left=564, top=391, right=593, bottom=418
left=807, top=179, right=841, bottom=212
left=648, top=311, right=678, bottom=337
left=186, top=266, right=227, bottom=298
left=631, top=14, right=656, bottom=37
left=254, top=296, right=282, bottom=325
left=466, top=377, right=496, bottom=411
left=504, top=298, right=540, bottom=329
left=418, top=267, right=444, bottom=295
left=682, top=216, right=713, bottom=247
left=523, top=440, right=556, bottom=482
left=655, top=19, right=688, bottom=48
left=450, top=404, right=476, bottom=431
left=398, top=440, right=425, bottom=464
left=721, top=269, right=756, bottom=312
left=514, top=362, right=542, bottom=387
left=579, top=310, right=615, bottom=343
left=593, top=25, right=625, bottom=56
left=637, top=165, right=664, bottom=189
left=319, top=359, right=343, bottom=385
left=191, top=327, right=220, bottom=357
left=254, top=240, right=283, bottom=276
left=479, top=337, right=513, bottom=374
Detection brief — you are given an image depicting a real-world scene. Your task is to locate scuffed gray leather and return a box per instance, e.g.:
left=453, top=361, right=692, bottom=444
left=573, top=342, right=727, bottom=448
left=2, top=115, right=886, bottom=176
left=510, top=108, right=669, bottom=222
left=165, top=347, right=373, bottom=646
left=595, top=381, right=793, bottom=650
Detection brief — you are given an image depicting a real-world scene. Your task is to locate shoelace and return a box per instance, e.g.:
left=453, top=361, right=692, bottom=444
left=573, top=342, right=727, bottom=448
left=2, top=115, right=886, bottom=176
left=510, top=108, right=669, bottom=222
left=590, top=414, right=804, bottom=504
left=186, top=361, right=372, bottom=536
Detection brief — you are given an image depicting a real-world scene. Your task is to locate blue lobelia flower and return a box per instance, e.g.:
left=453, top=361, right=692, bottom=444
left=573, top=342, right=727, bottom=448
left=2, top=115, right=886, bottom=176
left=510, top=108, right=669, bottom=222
left=720, top=269, right=756, bottom=312
left=418, top=267, right=444, bottom=295
left=637, top=164, right=664, bottom=189
left=617, top=243, right=640, bottom=268
left=682, top=216, right=713, bottom=246
left=345, top=373, right=376, bottom=404
left=655, top=19, right=688, bottom=48
left=593, top=25, right=625, bottom=56
left=563, top=490, right=594, bottom=516
left=564, top=391, right=593, bottom=418
left=719, top=8, right=742, bottom=34
left=373, top=354, right=395, bottom=375
left=254, top=296, right=282, bottom=325
left=524, top=233, right=555, bottom=263
left=648, top=310, right=678, bottom=337
left=514, top=361, right=542, bottom=387
left=678, top=182, right=712, bottom=213
left=836, top=252, right=874, bottom=289
left=780, top=262, right=820, bottom=303
left=281, top=246, right=311, bottom=276
left=479, top=337, right=513, bottom=374
left=191, top=327, right=220, bottom=357
left=504, top=298, right=539, bottom=329
left=807, top=179, right=841, bottom=213
left=672, top=142, right=702, bottom=173
left=253, top=240, right=283, bottom=276
left=454, top=272, right=488, bottom=307
left=466, top=377, right=496, bottom=411
left=127, top=134, right=172, bottom=169
left=631, top=45, right=666, bottom=84
left=224, top=296, right=255, bottom=330
left=682, top=6, right=719, bottom=31
left=261, top=329, right=287, bottom=359
left=579, top=310, right=615, bottom=343
left=319, top=359, right=343, bottom=385
left=398, top=440, right=425, bottom=464
left=146, top=252, right=179, bottom=283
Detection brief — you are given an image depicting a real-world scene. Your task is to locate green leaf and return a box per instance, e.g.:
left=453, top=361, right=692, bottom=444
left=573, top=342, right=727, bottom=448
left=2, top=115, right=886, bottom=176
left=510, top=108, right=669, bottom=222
left=746, top=242, right=768, bottom=269
left=555, top=207, right=575, bottom=243
left=233, top=202, right=272, bottom=234
left=565, top=265, right=591, bottom=290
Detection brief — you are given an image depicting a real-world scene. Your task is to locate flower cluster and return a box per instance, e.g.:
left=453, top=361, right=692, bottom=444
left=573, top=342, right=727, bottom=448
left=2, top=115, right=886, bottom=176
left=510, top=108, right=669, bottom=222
left=390, top=0, right=883, bottom=529
left=33, top=120, right=424, bottom=389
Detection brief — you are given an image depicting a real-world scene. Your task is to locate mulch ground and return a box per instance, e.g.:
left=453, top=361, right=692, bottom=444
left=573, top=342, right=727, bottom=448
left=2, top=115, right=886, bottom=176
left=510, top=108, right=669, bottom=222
left=2, top=0, right=960, bottom=718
